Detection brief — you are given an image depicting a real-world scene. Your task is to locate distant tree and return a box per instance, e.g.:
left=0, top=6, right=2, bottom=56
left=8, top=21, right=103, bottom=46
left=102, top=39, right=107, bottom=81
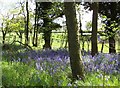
left=99, top=2, right=120, bottom=53
left=13, top=0, right=34, bottom=45
left=1, top=14, right=11, bottom=44
left=64, top=1, right=84, bottom=81
left=1, top=21, right=8, bottom=44
left=83, top=2, right=120, bottom=53
left=9, top=15, right=25, bottom=43
left=36, top=2, right=63, bottom=49
left=19, top=1, right=30, bottom=45
left=37, top=2, right=52, bottom=49
left=85, top=21, right=91, bottom=52
left=25, top=0, right=29, bottom=45
left=32, top=2, right=38, bottom=47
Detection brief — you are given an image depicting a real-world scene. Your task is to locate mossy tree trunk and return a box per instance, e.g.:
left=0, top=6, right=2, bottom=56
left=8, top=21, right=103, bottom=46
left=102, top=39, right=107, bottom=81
left=64, top=2, right=84, bottom=81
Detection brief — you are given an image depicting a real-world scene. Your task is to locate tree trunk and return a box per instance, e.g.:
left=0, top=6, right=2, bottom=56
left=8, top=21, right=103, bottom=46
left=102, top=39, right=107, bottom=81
left=87, top=40, right=90, bottom=52
left=25, top=0, right=29, bottom=45
left=41, top=2, right=52, bottom=49
left=2, top=33, right=6, bottom=44
left=101, top=41, right=104, bottom=53
left=35, top=30, right=38, bottom=47
left=109, top=3, right=116, bottom=53
left=19, top=32, right=22, bottom=45
left=32, top=16, right=36, bottom=46
left=35, top=9, right=39, bottom=47
left=109, top=36, right=116, bottom=53
left=43, top=30, right=51, bottom=49
left=64, top=30, right=68, bottom=48
left=64, top=2, right=84, bottom=81
left=106, top=20, right=116, bottom=53
left=60, top=33, right=65, bottom=48
left=32, top=30, right=35, bottom=46
left=82, top=41, right=85, bottom=51
left=32, top=2, right=38, bottom=47
left=2, top=23, right=6, bottom=44
left=91, top=2, right=98, bottom=57
left=43, top=17, right=52, bottom=49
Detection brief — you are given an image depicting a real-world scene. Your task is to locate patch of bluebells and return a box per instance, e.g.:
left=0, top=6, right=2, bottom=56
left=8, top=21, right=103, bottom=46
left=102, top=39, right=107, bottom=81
left=83, top=53, right=120, bottom=74
left=2, top=49, right=120, bottom=75
left=34, top=49, right=70, bottom=75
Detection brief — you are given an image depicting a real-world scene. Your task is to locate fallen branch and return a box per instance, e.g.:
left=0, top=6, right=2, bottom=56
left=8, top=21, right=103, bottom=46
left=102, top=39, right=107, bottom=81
left=11, top=40, right=32, bottom=50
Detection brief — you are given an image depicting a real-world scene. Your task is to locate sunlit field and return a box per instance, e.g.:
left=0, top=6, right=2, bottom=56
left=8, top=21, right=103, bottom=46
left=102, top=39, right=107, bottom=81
left=4, top=33, right=119, bottom=53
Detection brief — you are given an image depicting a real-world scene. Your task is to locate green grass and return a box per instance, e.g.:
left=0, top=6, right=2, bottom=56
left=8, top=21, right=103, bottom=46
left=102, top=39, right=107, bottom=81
left=4, top=32, right=120, bottom=53
left=2, top=61, right=119, bottom=86
left=73, top=73, right=119, bottom=86
left=2, top=61, right=70, bottom=86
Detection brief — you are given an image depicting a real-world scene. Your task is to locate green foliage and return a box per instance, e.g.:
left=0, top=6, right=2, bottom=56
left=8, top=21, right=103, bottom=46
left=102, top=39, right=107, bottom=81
left=2, top=61, right=71, bottom=86
left=2, top=61, right=36, bottom=86
left=86, top=21, right=92, bottom=30
left=8, top=15, right=25, bottom=32
left=36, top=2, right=63, bottom=32
left=1, top=16, right=11, bottom=33
left=72, top=73, right=119, bottom=86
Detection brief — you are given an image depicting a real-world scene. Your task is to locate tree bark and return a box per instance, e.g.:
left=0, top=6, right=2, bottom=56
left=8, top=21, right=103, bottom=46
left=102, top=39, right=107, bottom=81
left=42, top=15, right=52, bottom=49
left=32, top=2, right=38, bottom=47
left=32, top=11, right=36, bottom=46
left=109, top=36, right=116, bottom=53
left=91, top=2, right=98, bottom=57
left=25, top=0, right=29, bottom=45
left=35, top=11, right=39, bottom=47
left=64, top=2, right=84, bottom=81
left=109, top=3, right=116, bottom=53
left=20, top=32, right=22, bottom=44
left=43, top=30, right=51, bottom=49
left=64, top=29, right=68, bottom=48
left=2, top=23, right=6, bottom=44
left=41, top=2, right=52, bottom=49
left=101, top=41, right=104, bottom=53
left=2, top=33, right=6, bottom=44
